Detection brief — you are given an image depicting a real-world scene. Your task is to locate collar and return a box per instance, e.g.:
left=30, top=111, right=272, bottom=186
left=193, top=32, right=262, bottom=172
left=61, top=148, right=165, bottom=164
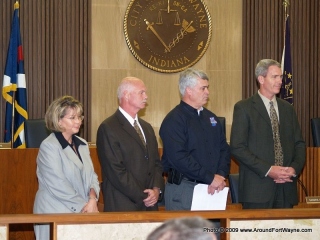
left=197, top=107, right=204, bottom=116
left=258, top=90, right=277, bottom=108
left=54, top=132, right=86, bottom=149
left=180, top=100, right=202, bottom=116
left=119, top=106, right=137, bottom=126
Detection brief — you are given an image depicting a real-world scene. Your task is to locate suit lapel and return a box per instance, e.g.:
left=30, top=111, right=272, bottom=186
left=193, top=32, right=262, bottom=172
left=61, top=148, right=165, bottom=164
left=277, top=98, right=286, bottom=134
left=63, top=146, right=83, bottom=169
left=277, top=98, right=285, bottom=122
left=77, top=144, right=92, bottom=188
left=252, top=93, right=271, bottom=126
left=140, top=120, right=150, bottom=146
left=116, top=110, right=147, bottom=151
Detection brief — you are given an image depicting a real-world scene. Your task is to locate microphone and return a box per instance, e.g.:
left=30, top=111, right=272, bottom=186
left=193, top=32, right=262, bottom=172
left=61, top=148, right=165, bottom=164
left=297, top=178, right=308, bottom=197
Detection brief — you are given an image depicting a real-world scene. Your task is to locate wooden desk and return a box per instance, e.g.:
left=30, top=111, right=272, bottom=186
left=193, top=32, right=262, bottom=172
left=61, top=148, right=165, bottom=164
left=0, top=148, right=319, bottom=240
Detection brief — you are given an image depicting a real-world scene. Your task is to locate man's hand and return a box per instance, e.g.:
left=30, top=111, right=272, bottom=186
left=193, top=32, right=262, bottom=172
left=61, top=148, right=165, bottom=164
left=208, top=174, right=226, bottom=195
left=268, top=166, right=296, bottom=183
left=143, top=188, right=160, bottom=207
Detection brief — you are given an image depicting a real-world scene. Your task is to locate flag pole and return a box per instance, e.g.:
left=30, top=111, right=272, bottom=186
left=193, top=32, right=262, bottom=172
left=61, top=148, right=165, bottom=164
left=10, top=1, right=20, bottom=148
left=14, top=1, right=20, bottom=9
left=281, top=0, right=289, bottom=71
left=11, top=92, right=15, bottom=148
left=283, top=0, right=289, bottom=16
left=283, top=0, right=289, bottom=31
left=281, top=0, right=293, bottom=105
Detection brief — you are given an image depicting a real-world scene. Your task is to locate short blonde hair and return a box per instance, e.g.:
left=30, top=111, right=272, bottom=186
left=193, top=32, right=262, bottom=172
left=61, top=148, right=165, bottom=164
left=45, top=96, right=83, bottom=132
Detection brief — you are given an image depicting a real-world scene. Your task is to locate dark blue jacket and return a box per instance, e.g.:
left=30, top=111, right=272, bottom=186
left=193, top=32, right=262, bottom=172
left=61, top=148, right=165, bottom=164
left=160, top=101, right=231, bottom=184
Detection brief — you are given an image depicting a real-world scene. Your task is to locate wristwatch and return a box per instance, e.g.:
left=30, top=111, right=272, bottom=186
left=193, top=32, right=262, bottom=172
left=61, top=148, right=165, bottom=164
left=157, top=188, right=163, bottom=202
left=89, top=196, right=98, bottom=202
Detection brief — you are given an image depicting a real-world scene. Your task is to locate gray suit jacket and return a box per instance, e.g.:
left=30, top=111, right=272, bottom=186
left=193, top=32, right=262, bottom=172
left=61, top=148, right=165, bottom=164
left=96, top=109, right=164, bottom=211
left=33, top=133, right=100, bottom=214
left=230, top=93, right=305, bottom=204
left=33, top=133, right=100, bottom=240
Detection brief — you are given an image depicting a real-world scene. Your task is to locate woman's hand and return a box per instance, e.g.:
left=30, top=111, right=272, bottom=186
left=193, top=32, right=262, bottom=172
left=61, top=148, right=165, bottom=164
left=81, top=199, right=99, bottom=213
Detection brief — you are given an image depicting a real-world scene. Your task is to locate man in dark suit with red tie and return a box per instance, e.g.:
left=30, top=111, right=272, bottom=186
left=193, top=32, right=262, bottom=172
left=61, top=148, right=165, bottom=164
left=96, top=77, right=164, bottom=211
left=230, top=59, right=306, bottom=209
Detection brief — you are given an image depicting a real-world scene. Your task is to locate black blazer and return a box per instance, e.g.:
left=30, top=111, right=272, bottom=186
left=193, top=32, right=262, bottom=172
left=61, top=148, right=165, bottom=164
left=230, top=93, right=305, bottom=205
left=96, top=109, right=164, bottom=211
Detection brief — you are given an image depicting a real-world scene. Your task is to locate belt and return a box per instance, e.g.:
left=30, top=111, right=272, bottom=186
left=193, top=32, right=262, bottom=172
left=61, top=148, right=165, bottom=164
left=182, top=176, right=205, bottom=184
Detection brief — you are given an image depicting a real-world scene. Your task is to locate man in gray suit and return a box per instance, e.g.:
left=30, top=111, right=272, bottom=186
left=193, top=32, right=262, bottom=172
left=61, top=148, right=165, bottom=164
left=96, top=77, right=164, bottom=211
left=230, top=59, right=305, bottom=209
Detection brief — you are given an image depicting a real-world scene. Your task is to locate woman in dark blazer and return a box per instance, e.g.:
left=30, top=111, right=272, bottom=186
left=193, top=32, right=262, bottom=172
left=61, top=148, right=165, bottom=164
left=33, top=96, right=100, bottom=240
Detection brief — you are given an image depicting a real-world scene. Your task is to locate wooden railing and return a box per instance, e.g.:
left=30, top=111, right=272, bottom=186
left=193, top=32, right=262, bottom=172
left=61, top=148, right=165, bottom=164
left=0, top=148, right=319, bottom=240
left=1, top=147, right=319, bottom=212
left=1, top=209, right=320, bottom=240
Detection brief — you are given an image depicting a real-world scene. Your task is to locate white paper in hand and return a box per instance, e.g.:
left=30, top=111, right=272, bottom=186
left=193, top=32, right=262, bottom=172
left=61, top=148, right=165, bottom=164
left=191, top=184, right=229, bottom=211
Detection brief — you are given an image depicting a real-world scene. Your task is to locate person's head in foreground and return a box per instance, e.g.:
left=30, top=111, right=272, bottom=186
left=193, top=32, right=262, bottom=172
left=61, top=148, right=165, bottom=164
left=146, top=216, right=217, bottom=240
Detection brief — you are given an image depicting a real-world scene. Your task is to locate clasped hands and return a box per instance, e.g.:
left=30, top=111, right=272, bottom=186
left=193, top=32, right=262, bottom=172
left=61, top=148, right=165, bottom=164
left=81, top=198, right=99, bottom=213
left=268, top=166, right=296, bottom=183
left=207, top=174, right=226, bottom=195
left=143, top=187, right=160, bottom=207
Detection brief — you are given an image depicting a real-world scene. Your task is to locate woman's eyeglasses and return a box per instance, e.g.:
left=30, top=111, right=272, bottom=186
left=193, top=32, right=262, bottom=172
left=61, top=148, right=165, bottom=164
left=65, top=115, right=84, bottom=121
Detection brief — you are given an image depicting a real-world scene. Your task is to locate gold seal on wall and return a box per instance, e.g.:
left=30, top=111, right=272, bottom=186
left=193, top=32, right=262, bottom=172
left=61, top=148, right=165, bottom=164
left=124, top=0, right=212, bottom=73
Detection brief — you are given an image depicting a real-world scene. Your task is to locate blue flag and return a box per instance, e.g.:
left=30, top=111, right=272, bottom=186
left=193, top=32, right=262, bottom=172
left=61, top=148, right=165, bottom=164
left=2, top=2, right=28, bottom=148
left=280, top=16, right=293, bottom=104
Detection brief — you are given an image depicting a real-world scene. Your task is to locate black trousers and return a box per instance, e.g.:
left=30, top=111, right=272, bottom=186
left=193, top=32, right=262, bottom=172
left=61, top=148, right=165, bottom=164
left=242, top=184, right=293, bottom=209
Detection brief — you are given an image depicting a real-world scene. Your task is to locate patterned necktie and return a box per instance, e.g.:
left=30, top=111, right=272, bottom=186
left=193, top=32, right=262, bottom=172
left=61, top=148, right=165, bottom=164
left=133, top=120, right=146, bottom=148
left=269, top=101, right=283, bottom=166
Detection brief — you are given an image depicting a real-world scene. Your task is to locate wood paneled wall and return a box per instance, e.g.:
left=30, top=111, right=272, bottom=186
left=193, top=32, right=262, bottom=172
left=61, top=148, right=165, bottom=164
left=0, top=0, right=91, bottom=140
left=302, top=148, right=320, bottom=199
left=1, top=0, right=244, bottom=144
left=242, top=0, right=320, bottom=146
left=1, top=0, right=319, bottom=146
left=91, top=0, right=243, bottom=144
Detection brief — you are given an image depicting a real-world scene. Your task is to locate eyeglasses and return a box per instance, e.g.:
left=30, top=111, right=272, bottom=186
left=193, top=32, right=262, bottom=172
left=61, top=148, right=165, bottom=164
left=65, top=115, right=84, bottom=121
